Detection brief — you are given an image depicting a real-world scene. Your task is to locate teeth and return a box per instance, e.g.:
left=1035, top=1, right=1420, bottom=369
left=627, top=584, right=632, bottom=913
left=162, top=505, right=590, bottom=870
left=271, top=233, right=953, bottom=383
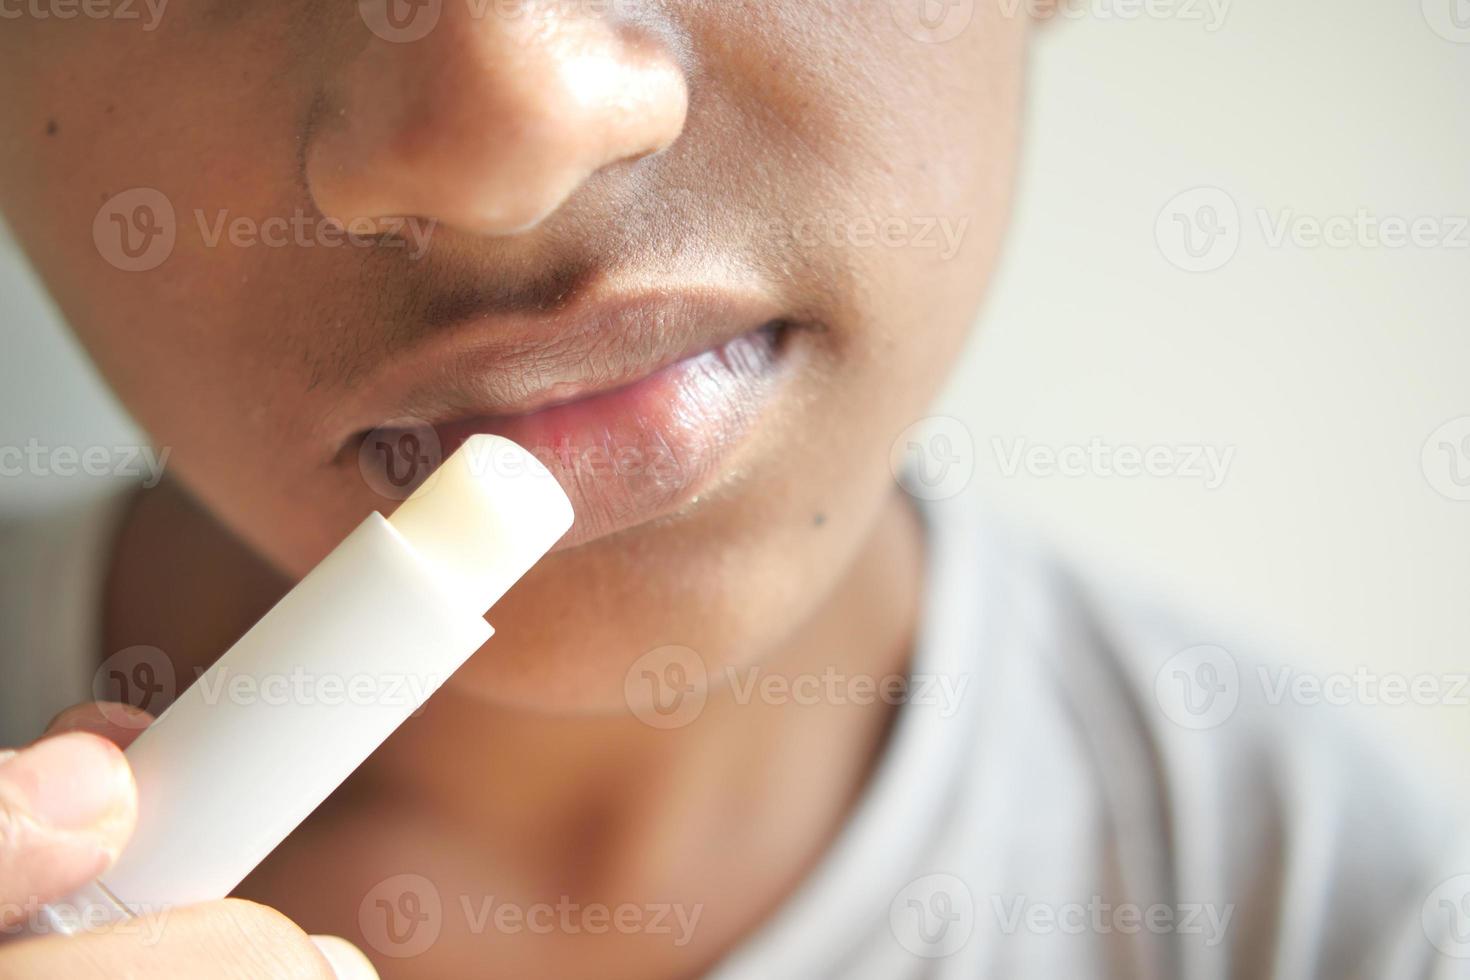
left=713, top=327, right=786, bottom=379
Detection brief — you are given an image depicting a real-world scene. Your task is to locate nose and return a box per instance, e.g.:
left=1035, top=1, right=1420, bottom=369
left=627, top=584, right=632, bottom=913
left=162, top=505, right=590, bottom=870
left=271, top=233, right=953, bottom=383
left=307, top=2, right=689, bottom=237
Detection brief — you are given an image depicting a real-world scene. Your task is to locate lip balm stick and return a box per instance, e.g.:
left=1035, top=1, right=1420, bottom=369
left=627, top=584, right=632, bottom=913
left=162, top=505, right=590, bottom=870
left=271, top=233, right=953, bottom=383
left=40, top=434, right=572, bottom=935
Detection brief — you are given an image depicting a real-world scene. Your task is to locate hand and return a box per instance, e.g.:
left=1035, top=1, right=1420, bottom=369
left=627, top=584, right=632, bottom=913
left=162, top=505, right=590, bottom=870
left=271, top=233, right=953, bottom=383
left=0, top=703, right=377, bottom=979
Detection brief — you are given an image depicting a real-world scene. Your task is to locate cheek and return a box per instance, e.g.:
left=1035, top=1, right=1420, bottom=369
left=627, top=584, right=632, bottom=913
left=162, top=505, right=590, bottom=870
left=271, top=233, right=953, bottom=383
left=728, top=2, right=1025, bottom=377
left=0, top=11, right=383, bottom=575
left=0, top=16, right=307, bottom=436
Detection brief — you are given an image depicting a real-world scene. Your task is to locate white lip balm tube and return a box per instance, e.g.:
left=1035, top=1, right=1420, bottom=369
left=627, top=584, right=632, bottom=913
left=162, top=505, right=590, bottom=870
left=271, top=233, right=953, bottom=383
left=40, top=433, right=573, bottom=936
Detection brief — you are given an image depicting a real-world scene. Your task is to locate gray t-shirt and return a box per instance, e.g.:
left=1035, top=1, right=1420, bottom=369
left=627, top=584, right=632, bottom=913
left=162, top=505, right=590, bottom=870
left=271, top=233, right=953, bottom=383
left=711, top=498, right=1470, bottom=978
left=2, top=488, right=1468, bottom=978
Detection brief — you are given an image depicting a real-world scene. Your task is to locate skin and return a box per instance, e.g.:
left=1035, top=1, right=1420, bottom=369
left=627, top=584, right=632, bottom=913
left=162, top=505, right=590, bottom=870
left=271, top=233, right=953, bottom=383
left=0, top=1, right=1028, bottom=976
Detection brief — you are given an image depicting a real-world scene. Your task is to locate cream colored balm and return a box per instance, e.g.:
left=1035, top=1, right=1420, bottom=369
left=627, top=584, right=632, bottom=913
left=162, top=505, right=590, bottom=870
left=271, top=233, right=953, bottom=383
left=42, top=434, right=573, bottom=934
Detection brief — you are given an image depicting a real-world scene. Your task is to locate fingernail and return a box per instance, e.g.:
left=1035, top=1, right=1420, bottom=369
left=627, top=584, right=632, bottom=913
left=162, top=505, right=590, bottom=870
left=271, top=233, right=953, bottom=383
left=46, top=701, right=153, bottom=737
left=0, top=733, right=133, bottom=833
left=311, top=936, right=380, bottom=979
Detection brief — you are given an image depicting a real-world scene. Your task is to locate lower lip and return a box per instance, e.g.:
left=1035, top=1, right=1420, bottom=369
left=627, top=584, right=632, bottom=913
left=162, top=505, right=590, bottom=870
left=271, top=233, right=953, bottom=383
left=432, top=326, right=788, bottom=546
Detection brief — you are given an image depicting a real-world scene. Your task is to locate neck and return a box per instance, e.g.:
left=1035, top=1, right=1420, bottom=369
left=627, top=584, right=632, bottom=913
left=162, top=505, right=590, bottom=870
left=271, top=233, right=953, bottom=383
left=104, top=481, right=926, bottom=973
left=368, top=490, right=923, bottom=892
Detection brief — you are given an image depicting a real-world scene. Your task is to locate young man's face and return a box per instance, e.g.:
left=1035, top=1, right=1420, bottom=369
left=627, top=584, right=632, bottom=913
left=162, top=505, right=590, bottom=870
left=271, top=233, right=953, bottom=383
left=0, top=1, right=1025, bottom=710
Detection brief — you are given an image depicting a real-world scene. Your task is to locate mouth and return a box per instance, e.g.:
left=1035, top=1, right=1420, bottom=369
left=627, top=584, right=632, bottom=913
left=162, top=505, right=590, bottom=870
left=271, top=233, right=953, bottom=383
left=339, top=287, right=800, bottom=547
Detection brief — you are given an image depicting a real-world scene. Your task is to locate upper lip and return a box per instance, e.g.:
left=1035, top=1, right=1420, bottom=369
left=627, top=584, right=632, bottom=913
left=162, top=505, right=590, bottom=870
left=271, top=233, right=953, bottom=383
left=329, top=282, right=786, bottom=451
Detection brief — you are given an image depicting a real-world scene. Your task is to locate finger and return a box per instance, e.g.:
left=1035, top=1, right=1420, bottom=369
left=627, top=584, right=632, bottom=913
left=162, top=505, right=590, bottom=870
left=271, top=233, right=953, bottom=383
left=0, top=733, right=136, bottom=922
left=44, top=703, right=156, bottom=750
left=310, top=935, right=380, bottom=979
left=0, top=900, right=379, bottom=979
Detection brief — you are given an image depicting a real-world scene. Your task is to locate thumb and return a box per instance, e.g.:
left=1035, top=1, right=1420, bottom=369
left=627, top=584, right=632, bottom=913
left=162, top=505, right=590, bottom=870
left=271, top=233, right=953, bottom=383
left=0, top=733, right=137, bottom=926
